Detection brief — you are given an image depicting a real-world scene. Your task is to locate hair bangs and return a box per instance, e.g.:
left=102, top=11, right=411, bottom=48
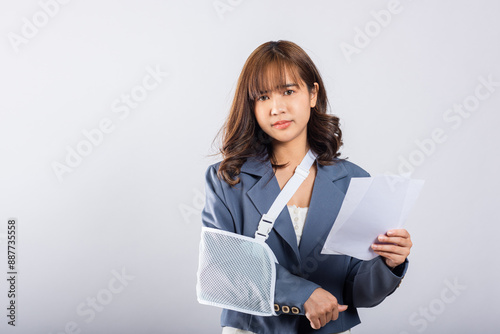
left=247, top=57, right=302, bottom=101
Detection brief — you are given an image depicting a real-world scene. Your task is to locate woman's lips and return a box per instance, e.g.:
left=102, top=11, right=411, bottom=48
left=272, top=120, right=292, bottom=129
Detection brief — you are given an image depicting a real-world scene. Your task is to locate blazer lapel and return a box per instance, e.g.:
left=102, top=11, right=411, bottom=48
left=242, top=156, right=301, bottom=260
left=298, top=160, right=349, bottom=260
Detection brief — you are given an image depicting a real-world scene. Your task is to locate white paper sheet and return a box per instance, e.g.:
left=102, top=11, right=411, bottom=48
left=321, top=175, right=424, bottom=260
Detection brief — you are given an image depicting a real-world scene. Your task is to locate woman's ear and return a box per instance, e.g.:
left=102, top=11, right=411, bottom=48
left=310, top=82, right=319, bottom=108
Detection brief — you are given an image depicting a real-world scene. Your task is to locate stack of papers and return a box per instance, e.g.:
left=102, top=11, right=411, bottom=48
left=321, top=175, right=424, bottom=260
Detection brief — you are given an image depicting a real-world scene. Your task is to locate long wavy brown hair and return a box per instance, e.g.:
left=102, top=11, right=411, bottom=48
left=210, top=40, right=343, bottom=187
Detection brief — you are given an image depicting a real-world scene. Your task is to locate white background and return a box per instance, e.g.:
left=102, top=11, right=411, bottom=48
left=1, top=0, right=499, bottom=333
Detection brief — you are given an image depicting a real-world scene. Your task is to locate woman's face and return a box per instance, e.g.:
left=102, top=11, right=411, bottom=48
left=253, top=69, right=318, bottom=148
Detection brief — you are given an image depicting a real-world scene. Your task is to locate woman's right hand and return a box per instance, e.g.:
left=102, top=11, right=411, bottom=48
left=303, top=288, right=348, bottom=329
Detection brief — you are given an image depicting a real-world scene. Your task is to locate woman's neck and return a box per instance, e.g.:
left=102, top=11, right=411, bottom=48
left=272, top=140, right=310, bottom=167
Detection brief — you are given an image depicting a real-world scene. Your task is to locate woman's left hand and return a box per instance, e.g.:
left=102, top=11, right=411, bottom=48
left=371, top=229, right=412, bottom=269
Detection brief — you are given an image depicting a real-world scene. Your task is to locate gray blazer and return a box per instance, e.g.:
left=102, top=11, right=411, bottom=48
left=201, top=155, right=408, bottom=334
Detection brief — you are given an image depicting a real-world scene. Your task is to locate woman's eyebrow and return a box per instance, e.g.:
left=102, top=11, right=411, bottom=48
left=259, top=83, right=299, bottom=94
left=279, top=83, right=299, bottom=89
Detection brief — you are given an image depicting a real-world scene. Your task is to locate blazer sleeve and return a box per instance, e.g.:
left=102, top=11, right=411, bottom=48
left=200, top=165, right=236, bottom=232
left=201, top=165, right=320, bottom=316
left=339, top=160, right=409, bottom=308
left=343, top=251, right=408, bottom=308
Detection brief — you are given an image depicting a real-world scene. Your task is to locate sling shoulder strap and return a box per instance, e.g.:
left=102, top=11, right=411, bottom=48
left=254, top=149, right=318, bottom=241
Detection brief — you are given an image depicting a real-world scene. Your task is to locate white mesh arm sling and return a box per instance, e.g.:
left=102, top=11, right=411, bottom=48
left=196, top=149, right=318, bottom=316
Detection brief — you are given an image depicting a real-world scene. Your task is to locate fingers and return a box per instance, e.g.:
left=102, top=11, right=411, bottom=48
left=372, top=242, right=409, bottom=256
left=319, top=311, right=329, bottom=327
left=304, top=288, right=348, bottom=329
left=310, top=319, right=319, bottom=330
left=310, top=319, right=320, bottom=330
left=307, top=308, right=332, bottom=329
left=316, top=312, right=328, bottom=329
left=308, top=305, right=347, bottom=329
left=387, top=229, right=410, bottom=238
left=379, top=235, right=412, bottom=247
left=383, top=229, right=412, bottom=244
left=372, top=229, right=412, bottom=267
left=331, top=304, right=348, bottom=321
left=372, top=249, right=406, bottom=267
left=376, top=229, right=412, bottom=248
left=308, top=313, right=327, bottom=330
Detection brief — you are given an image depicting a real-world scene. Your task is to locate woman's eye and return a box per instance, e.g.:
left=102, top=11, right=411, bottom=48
left=284, top=90, right=294, bottom=96
left=257, top=95, right=268, bottom=101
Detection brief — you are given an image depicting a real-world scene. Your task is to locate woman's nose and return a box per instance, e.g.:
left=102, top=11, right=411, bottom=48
left=270, top=95, right=286, bottom=115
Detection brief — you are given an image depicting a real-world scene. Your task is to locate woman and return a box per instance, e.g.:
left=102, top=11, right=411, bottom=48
left=201, top=40, right=412, bottom=334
